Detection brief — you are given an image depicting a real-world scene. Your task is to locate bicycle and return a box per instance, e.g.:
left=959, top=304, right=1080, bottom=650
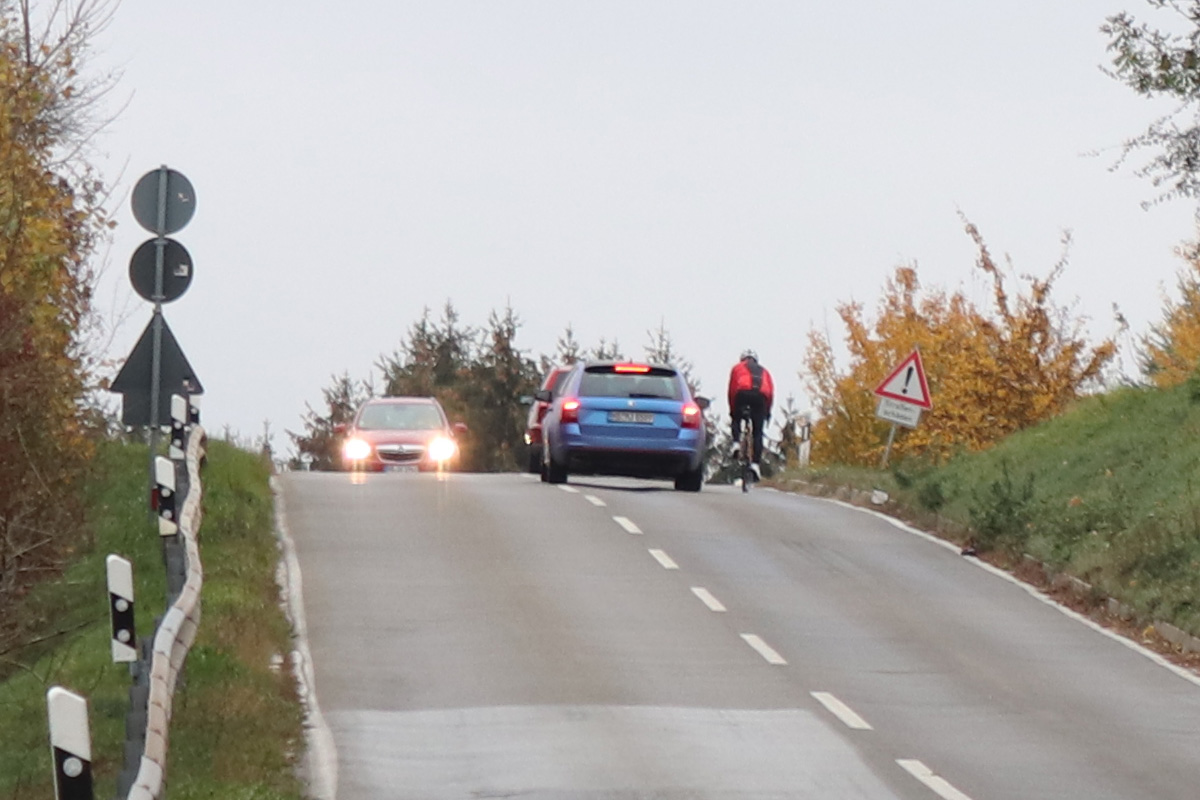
left=736, top=403, right=755, bottom=492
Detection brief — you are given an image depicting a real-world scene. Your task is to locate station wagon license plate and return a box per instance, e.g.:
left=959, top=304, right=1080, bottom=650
left=384, top=465, right=419, bottom=473
left=609, top=411, right=654, bottom=424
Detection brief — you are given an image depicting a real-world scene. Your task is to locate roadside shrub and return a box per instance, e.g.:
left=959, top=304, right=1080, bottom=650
left=969, top=459, right=1036, bottom=553
left=1187, top=365, right=1200, bottom=403
left=916, top=478, right=947, bottom=512
left=1106, top=514, right=1200, bottom=627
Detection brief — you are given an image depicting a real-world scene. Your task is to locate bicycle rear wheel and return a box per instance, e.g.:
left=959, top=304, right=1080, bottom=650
left=739, top=408, right=754, bottom=492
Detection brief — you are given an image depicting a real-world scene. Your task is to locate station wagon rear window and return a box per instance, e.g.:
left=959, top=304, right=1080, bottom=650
left=579, top=365, right=682, bottom=400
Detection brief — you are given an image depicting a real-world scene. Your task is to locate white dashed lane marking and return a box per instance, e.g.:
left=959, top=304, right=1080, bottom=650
left=897, top=760, right=974, bottom=800
left=690, top=587, right=726, bottom=612
left=811, top=692, right=873, bottom=730
left=740, top=634, right=787, bottom=665
left=557, top=485, right=579, bottom=494
left=584, top=495, right=606, bottom=507
left=612, top=516, right=643, bottom=534
left=648, top=549, right=679, bottom=570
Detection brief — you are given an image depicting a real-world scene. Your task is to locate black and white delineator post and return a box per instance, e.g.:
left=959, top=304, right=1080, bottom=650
left=188, top=394, right=201, bottom=426
left=169, top=394, right=188, bottom=460
left=106, top=555, right=136, bottom=663
left=46, top=687, right=93, bottom=800
left=152, top=456, right=177, bottom=536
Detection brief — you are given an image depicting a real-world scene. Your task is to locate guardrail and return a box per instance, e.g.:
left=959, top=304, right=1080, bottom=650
left=46, top=395, right=206, bottom=800
left=122, top=422, right=205, bottom=799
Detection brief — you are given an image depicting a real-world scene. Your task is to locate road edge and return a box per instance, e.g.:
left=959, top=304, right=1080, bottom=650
left=805, top=491, right=1200, bottom=689
left=271, top=476, right=340, bottom=799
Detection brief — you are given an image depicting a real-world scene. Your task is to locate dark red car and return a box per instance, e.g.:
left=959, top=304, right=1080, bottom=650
left=524, top=366, right=570, bottom=472
left=338, top=396, right=466, bottom=472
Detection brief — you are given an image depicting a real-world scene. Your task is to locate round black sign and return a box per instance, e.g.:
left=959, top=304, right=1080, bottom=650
left=131, top=168, right=196, bottom=235
left=129, top=238, right=194, bottom=303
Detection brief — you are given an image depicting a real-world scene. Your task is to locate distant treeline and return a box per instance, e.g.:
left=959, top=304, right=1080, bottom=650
left=286, top=303, right=726, bottom=472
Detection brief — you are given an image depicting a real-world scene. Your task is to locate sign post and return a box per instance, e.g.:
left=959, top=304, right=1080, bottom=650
left=111, top=166, right=202, bottom=502
left=873, top=349, right=932, bottom=468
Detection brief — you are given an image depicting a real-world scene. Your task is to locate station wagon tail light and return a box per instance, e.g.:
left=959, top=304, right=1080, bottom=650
left=562, top=398, right=581, bottom=424
left=614, top=363, right=651, bottom=373
left=681, top=402, right=702, bottom=429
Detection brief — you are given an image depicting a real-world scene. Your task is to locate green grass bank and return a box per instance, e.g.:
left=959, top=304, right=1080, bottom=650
left=0, top=438, right=303, bottom=799
left=782, top=381, right=1200, bottom=638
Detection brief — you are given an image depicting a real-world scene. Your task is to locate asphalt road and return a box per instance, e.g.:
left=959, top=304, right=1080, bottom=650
left=278, top=472, right=1200, bottom=799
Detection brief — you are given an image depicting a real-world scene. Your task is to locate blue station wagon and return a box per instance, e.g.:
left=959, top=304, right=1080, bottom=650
left=537, top=361, right=708, bottom=491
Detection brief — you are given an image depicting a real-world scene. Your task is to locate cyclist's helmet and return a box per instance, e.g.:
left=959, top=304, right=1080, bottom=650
left=740, top=349, right=757, bottom=362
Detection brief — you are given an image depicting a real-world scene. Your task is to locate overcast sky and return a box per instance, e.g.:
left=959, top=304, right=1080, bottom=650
left=89, top=1, right=1197, bottom=453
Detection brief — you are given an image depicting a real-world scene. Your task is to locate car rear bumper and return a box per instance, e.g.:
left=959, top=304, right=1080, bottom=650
left=555, top=429, right=703, bottom=478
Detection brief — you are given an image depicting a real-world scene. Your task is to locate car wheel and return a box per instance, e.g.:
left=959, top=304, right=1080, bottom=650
left=527, top=448, right=541, bottom=474
left=546, top=451, right=568, bottom=484
left=674, top=465, right=703, bottom=492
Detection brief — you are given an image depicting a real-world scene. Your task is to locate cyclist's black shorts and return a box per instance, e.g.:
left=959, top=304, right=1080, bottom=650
left=731, top=390, right=767, bottom=423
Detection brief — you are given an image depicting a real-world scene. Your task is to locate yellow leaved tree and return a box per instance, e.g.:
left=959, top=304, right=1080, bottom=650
left=0, top=1, right=113, bottom=611
left=802, top=221, right=1116, bottom=467
left=1141, top=240, right=1200, bottom=387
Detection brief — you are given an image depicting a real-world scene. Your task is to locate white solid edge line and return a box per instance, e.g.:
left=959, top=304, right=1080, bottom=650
left=811, top=691, right=873, bottom=730
left=613, top=516, right=643, bottom=534
left=649, top=549, right=679, bottom=570
left=897, top=759, right=974, bottom=800
left=558, top=485, right=579, bottom=493
left=741, top=633, right=787, bottom=664
left=691, top=586, right=727, bottom=612
left=272, top=478, right=338, bottom=800
left=584, top=494, right=607, bottom=506
left=823, top=497, right=1200, bottom=689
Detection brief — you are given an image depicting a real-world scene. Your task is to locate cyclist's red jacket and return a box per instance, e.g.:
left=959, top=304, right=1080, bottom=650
left=727, top=358, right=774, bottom=415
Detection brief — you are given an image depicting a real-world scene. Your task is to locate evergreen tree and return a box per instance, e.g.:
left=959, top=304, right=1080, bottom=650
left=540, top=323, right=583, bottom=374
left=592, top=337, right=624, bottom=361
left=378, top=301, right=474, bottom=398
left=287, top=373, right=372, bottom=470
left=463, top=306, right=540, bottom=471
left=643, top=320, right=699, bottom=394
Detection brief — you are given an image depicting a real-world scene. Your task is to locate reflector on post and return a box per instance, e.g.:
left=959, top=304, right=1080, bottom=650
left=153, top=456, right=177, bottom=536
left=169, top=394, right=188, bottom=460
left=106, top=555, right=136, bottom=663
left=47, top=687, right=93, bottom=800
left=188, top=394, right=201, bottom=426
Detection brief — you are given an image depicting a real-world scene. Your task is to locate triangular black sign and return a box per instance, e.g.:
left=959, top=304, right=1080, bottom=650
left=110, top=311, right=204, bottom=426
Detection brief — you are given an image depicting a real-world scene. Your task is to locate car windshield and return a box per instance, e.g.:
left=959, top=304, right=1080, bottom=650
left=357, top=403, right=444, bottom=431
left=578, top=369, right=681, bottom=400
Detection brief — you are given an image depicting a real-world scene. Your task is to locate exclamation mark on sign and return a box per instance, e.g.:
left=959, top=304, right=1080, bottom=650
left=902, top=366, right=913, bottom=395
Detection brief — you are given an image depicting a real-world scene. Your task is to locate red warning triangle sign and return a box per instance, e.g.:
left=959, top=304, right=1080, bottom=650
left=873, top=349, right=932, bottom=409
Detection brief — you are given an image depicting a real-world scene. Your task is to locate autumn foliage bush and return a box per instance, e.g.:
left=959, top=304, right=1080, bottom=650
left=802, top=221, right=1117, bottom=467
left=1142, top=240, right=1200, bottom=387
left=0, top=5, right=111, bottom=622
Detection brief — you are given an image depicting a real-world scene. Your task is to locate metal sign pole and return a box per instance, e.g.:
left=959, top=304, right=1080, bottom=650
left=149, top=167, right=168, bottom=469
left=879, top=423, right=897, bottom=469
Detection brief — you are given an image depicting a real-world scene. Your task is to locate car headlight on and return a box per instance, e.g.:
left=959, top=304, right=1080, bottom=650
left=342, top=437, right=372, bottom=461
left=427, top=436, right=458, bottom=463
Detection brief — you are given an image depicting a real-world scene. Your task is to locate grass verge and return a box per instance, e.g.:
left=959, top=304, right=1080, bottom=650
left=0, top=438, right=303, bottom=799
left=776, top=382, right=1200, bottom=642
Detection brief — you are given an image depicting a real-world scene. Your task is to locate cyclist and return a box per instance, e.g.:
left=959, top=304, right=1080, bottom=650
left=727, top=349, right=774, bottom=481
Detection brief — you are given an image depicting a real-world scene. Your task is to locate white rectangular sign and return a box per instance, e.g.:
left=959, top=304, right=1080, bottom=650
left=876, top=396, right=922, bottom=428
